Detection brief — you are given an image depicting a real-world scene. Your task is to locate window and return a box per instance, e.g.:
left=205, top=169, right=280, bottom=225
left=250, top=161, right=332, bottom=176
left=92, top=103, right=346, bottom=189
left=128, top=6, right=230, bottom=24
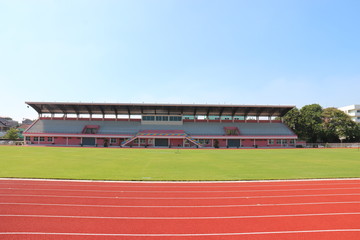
left=110, top=138, right=117, bottom=143
left=85, top=128, right=97, bottom=134
left=40, top=137, right=45, bottom=142
left=34, top=137, right=39, bottom=141
left=276, top=139, right=281, bottom=144
left=283, top=140, right=287, bottom=144
left=290, top=139, right=295, bottom=144
left=268, top=139, right=274, bottom=145
left=48, top=137, right=53, bottom=142
left=169, top=116, right=181, bottom=121
left=133, top=138, right=146, bottom=144
left=225, top=128, right=239, bottom=135
left=140, top=139, right=146, bottom=144
left=198, top=139, right=210, bottom=144
left=142, top=116, right=155, bottom=121
left=143, top=115, right=182, bottom=122
left=25, top=136, right=30, bottom=141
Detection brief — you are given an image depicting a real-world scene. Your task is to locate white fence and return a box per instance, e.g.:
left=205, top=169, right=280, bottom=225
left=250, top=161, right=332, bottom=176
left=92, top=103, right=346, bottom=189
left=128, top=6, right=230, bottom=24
left=305, top=143, right=360, bottom=148
left=0, top=140, right=24, bottom=145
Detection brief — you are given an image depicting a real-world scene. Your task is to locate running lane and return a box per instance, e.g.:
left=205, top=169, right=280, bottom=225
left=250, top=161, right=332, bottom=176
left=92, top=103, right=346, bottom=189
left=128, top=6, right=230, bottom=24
left=1, top=178, right=360, bottom=240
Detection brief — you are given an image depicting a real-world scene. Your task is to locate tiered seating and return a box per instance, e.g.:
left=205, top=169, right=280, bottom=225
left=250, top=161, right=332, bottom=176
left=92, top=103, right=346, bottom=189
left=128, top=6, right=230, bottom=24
left=26, top=119, right=295, bottom=136
left=236, top=123, right=292, bottom=135
left=26, top=120, right=140, bottom=135
left=26, top=120, right=83, bottom=133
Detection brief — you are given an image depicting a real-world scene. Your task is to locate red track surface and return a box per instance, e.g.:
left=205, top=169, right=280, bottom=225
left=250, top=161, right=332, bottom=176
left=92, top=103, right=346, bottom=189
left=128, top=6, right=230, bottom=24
left=1, top=178, right=360, bottom=239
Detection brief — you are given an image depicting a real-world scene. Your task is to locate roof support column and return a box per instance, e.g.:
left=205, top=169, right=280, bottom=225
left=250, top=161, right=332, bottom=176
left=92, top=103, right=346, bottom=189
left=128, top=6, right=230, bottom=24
left=114, top=108, right=118, bottom=122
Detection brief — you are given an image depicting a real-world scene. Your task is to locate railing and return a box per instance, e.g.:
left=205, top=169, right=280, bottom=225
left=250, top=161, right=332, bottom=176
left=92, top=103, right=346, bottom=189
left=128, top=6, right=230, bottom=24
left=304, top=143, right=360, bottom=148
left=121, top=135, right=138, bottom=147
left=0, top=140, right=24, bottom=145
left=185, top=135, right=203, bottom=147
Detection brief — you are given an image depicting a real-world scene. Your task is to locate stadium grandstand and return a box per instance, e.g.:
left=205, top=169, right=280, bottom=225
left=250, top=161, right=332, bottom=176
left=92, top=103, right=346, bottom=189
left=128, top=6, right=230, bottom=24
left=23, top=102, right=297, bottom=148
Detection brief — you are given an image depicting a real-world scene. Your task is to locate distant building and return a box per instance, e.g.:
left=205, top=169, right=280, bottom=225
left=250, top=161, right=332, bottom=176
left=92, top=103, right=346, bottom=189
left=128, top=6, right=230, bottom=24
left=0, top=117, right=19, bottom=137
left=17, top=124, right=31, bottom=139
left=338, top=105, right=360, bottom=123
left=22, top=119, right=34, bottom=125
left=0, top=121, right=7, bottom=137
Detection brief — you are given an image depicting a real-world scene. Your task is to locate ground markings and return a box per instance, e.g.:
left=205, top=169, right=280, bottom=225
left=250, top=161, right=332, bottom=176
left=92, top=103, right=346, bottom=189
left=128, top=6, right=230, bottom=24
left=1, top=179, right=360, bottom=239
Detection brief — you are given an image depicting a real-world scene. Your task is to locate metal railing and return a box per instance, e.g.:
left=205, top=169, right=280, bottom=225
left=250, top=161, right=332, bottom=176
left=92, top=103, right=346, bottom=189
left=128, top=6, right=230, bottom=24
left=0, top=140, right=24, bottom=145
left=304, top=142, right=360, bottom=148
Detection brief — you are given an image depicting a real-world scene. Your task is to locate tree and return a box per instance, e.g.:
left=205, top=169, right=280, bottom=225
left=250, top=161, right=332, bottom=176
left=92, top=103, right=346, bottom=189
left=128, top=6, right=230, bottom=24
left=3, top=128, right=20, bottom=140
left=298, top=104, right=323, bottom=142
left=283, top=107, right=301, bottom=135
left=321, top=108, right=360, bottom=142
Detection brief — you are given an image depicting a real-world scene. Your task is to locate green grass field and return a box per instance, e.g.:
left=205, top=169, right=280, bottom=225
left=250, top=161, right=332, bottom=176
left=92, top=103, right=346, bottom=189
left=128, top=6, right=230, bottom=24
left=0, top=146, right=359, bottom=181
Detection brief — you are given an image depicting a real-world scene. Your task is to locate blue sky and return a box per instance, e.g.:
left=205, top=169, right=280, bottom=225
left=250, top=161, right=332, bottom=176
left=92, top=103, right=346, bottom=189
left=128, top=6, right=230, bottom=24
left=1, top=0, right=359, bottom=121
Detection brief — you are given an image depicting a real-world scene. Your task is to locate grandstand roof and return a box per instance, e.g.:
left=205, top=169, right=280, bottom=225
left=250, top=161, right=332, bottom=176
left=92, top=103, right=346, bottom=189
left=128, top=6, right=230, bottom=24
left=25, top=102, right=294, bottom=117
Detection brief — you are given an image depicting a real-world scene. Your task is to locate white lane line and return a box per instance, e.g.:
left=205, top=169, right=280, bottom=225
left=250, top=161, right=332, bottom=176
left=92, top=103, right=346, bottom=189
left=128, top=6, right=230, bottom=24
left=2, top=177, right=360, bottom=184
left=1, top=181, right=360, bottom=189
left=1, top=229, right=360, bottom=236
left=2, top=187, right=360, bottom=193
left=2, top=201, right=360, bottom=208
left=1, top=212, right=360, bottom=219
left=1, top=193, right=360, bottom=199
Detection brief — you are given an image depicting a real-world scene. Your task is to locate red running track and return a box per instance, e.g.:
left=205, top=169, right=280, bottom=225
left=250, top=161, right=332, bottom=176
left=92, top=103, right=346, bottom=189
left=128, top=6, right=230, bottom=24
left=1, top=178, right=360, bottom=240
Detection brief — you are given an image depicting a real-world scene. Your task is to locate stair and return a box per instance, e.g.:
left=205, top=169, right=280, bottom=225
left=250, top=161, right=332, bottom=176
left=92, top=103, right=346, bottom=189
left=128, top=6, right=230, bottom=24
left=185, top=134, right=203, bottom=147
left=121, top=135, right=138, bottom=147
left=121, top=132, right=203, bottom=148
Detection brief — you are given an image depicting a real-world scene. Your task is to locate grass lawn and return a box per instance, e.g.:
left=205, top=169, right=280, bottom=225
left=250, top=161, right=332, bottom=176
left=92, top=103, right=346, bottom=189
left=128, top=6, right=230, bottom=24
left=0, top=146, right=360, bottom=181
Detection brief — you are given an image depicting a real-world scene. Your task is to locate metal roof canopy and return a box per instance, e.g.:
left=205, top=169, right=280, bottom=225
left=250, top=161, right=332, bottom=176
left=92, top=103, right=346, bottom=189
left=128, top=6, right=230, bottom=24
left=26, top=102, right=295, bottom=117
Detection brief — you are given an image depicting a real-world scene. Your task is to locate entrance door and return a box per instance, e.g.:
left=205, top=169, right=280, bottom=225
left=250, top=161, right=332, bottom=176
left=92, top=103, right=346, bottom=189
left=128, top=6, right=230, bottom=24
left=83, top=137, right=96, bottom=146
left=227, top=139, right=241, bottom=147
left=155, top=139, right=168, bottom=147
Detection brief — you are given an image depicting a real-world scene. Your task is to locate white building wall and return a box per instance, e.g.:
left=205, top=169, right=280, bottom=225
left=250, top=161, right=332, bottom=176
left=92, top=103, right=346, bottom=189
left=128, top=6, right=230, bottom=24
left=338, top=105, right=360, bottom=123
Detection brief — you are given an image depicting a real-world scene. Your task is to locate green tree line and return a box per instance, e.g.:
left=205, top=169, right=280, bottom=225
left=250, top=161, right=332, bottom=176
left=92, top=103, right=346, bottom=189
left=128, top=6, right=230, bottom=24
left=283, top=104, right=360, bottom=143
